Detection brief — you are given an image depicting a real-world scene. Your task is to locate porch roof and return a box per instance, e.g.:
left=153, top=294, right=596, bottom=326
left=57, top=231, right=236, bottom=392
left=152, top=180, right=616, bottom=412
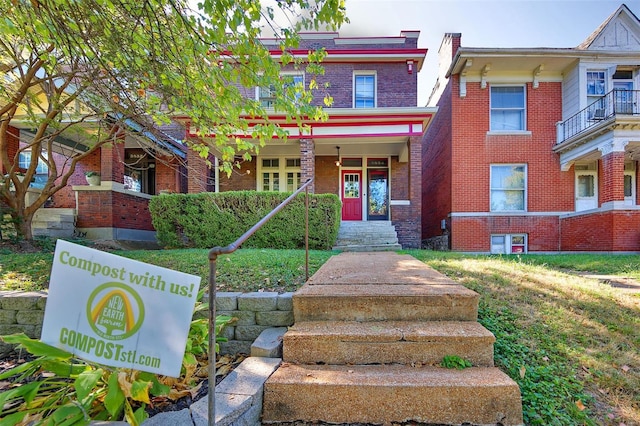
left=184, top=107, right=436, bottom=158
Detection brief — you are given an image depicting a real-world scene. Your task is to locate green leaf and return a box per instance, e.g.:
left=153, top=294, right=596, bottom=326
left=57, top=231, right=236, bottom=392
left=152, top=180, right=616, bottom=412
left=138, top=372, right=170, bottom=396
left=133, top=405, right=148, bottom=425
left=0, top=358, right=38, bottom=380
left=1, top=334, right=72, bottom=359
left=41, top=359, right=90, bottom=378
left=130, top=379, right=152, bottom=404
left=0, top=381, right=40, bottom=415
left=49, top=403, right=85, bottom=425
left=75, top=368, right=103, bottom=403
left=104, top=371, right=125, bottom=418
left=0, top=411, right=27, bottom=426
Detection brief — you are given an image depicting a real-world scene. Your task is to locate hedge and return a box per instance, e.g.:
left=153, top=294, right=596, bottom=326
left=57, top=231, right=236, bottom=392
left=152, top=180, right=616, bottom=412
left=148, top=191, right=341, bottom=250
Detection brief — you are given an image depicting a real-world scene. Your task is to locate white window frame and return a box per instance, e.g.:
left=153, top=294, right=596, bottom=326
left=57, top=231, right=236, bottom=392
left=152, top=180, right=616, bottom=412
left=490, top=164, right=527, bottom=212
left=489, top=85, right=526, bottom=131
left=491, top=234, right=528, bottom=254
left=18, top=150, right=48, bottom=188
left=574, top=162, right=598, bottom=212
left=257, top=156, right=301, bottom=192
left=586, top=70, right=607, bottom=120
left=256, top=72, right=304, bottom=108
left=624, top=162, right=636, bottom=206
left=353, top=71, right=377, bottom=108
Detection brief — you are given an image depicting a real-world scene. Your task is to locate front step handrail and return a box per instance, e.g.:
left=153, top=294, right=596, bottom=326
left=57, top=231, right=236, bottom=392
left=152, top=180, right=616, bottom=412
left=206, top=178, right=314, bottom=425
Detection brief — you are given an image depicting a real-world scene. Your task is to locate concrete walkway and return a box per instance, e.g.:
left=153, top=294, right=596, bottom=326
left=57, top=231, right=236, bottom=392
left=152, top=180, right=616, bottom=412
left=141, top=252, right=523, bottom=426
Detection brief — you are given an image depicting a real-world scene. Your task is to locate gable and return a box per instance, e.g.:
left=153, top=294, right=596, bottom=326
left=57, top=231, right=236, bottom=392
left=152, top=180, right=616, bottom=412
left=579, top=5, right=640, bottom=51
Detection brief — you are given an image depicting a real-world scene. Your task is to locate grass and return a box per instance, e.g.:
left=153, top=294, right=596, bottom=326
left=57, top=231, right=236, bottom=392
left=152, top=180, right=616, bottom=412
left=0, top=248, right=335, bottom=293
left=1, top=247, right=639, bottom=425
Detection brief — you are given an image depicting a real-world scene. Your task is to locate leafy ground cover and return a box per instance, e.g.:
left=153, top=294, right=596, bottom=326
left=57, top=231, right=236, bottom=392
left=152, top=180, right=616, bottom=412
left=1, top=246, right=638, bottom=425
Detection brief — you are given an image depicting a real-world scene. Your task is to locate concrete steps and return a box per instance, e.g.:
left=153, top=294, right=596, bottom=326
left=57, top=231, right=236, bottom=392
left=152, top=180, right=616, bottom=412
left=333, top=220, right=401, bottom=251
left=284, top=320, right=496, bottom=366
left=264, top=364, right=522, bottom=426
left=262, top=252, right=523, bottom=425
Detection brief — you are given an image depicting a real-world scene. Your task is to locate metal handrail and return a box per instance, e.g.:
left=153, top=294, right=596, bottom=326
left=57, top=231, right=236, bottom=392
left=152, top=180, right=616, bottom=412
left=206, top=178, right=313, bottom=424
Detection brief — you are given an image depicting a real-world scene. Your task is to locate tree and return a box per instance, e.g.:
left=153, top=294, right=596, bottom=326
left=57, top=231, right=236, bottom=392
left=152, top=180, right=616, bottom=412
left=0, top=0, right=347, bottom=240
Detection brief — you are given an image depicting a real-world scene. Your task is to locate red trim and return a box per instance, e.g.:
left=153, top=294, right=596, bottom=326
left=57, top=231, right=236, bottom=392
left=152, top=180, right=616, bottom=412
left=269, top=48, right=427, bottom=56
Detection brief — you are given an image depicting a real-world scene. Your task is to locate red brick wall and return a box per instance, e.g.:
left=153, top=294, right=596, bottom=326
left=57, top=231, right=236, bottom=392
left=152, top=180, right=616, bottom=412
left=427, top=80, right=575, bottom=251
left=3, top=126, right=20, bottom=174
left=155, top=156, right=181, bottom=193
left=313, top=62, right=417, bottom=108
left=561, top=210, right=640, bottom=251
left=600, top=152, right=625, bottom=203
left=422, top=80, right=453, bottom=238
left=315, top=156, right=339, bottom=195
left=451, top=216, right=560, bottom=252
left=218, top=158, right=257, bottom=191
left=390, top=156, right=408, bottom=200
left=186, top=146, right=209, bottom=193
left=392, top=136, right=422, bottom=248
left=76, top=190, right=153, bottom=231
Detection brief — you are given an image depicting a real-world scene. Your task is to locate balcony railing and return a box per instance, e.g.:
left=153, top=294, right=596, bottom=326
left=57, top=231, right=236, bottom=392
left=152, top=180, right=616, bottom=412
left=558, top=89, right=640, bottom=143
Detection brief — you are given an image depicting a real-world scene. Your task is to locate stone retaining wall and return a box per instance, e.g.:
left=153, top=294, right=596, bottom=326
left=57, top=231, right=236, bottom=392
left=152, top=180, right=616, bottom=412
left=0, top=291, right=294, bottom=357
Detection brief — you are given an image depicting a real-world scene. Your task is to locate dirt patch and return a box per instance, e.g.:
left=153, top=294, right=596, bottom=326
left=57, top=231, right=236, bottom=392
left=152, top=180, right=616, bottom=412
left=575, top=273, right=640, bottom=294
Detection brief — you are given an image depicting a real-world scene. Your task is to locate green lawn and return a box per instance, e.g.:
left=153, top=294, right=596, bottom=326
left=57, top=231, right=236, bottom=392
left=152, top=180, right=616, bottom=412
left=1, top=247, right=638, bottom=425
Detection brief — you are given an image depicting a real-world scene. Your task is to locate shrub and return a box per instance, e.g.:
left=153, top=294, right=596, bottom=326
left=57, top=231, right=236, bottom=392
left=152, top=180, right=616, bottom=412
left=149, top=191, right=341, bottom=250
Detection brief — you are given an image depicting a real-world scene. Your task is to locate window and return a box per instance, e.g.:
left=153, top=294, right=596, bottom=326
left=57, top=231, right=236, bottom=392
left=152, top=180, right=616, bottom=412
left=18, top=151, right=48, bottom=189
left=587, top=71, right=607, bottom=119
left=490, top=165, right=526, bottom=211
left=259, top=157, right=301, bottom=192
left=587, top=71, right=606, bottom=96
left=490, top=86, right=525, bottom=131
left=258, top=74, right=304, bottom=108
left=491, top=234, right=527, bottom=254
left=354, top=73, right=376, bottom=108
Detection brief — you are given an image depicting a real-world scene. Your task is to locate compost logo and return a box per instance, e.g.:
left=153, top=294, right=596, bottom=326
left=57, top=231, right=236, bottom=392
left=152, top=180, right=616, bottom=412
left=86, top=282, right=145, bottom=341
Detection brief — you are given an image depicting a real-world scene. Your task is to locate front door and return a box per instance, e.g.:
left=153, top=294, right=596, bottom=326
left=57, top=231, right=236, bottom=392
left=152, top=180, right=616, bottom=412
left=342, top=171, right=362, bottom=221
left=576, top=170, right=598, bottom=211
left=368, top=169, right=388, bottom=220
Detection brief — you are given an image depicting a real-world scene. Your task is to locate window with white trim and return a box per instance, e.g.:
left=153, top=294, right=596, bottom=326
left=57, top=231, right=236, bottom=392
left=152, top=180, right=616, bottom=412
left=258, top=157, right=301, bottom=192
left=258, top=73, right=304, bottom=108
left=491, top=234, right=527, bottom=254
left=587, top=70, right=607, bottom=120
left=490, top=86, right=525, bottom=131
left=490, top=164, right=526, bottom=211
left=354, top=72, right=376, bottom=108
left=18, top=151, right=48, bottom=189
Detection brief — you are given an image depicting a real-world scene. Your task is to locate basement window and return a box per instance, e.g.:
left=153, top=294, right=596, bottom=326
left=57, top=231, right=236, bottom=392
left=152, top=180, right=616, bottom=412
left=491, top=234, right=527, bottom=254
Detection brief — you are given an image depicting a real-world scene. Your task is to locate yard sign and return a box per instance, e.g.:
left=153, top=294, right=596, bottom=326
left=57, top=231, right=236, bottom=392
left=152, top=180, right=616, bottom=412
left=41, top=240, right=200, bottom=377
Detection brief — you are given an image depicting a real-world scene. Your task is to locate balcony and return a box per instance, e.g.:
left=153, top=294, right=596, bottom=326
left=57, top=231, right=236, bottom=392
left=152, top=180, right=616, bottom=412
left=557, top=89, right=640, bottom=144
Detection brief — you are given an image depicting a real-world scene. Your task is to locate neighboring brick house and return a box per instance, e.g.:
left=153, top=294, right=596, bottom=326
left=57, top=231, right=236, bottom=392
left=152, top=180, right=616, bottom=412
left=184, top=31, right=436, bottom=248
left=3, top=123, right=187, bottom=242
left=423, top=4, right=640, bottom=253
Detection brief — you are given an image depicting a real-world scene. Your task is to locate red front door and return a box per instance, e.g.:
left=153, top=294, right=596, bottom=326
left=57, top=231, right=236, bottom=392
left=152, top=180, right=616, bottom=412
left=342, top=170, right=362, bottom=221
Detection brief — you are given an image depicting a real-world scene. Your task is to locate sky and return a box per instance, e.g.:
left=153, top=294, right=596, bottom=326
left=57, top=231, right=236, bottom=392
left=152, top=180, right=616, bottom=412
left=336, top=0, right=640, bottom=105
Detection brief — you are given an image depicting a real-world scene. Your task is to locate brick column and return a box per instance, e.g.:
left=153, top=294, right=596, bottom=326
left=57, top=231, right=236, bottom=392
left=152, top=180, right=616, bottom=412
left=100, top=135, right=125, bottom=183
left=186, top=145, right=209, bottom=194
left=300, top=138, right=315, bottom=193
left=3, top=126, right=20, bottom=174
left=598, top=139, right=628, bottom=204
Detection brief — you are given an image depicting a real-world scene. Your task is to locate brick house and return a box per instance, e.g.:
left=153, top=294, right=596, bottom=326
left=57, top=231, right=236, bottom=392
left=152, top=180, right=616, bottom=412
left=6, top=31, right=435, bottom=248
left=184, top=31, right=436, bottom=248
left=422, top=4, right=640, bottom=253
left=3, top=123, right=187, bottom=242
